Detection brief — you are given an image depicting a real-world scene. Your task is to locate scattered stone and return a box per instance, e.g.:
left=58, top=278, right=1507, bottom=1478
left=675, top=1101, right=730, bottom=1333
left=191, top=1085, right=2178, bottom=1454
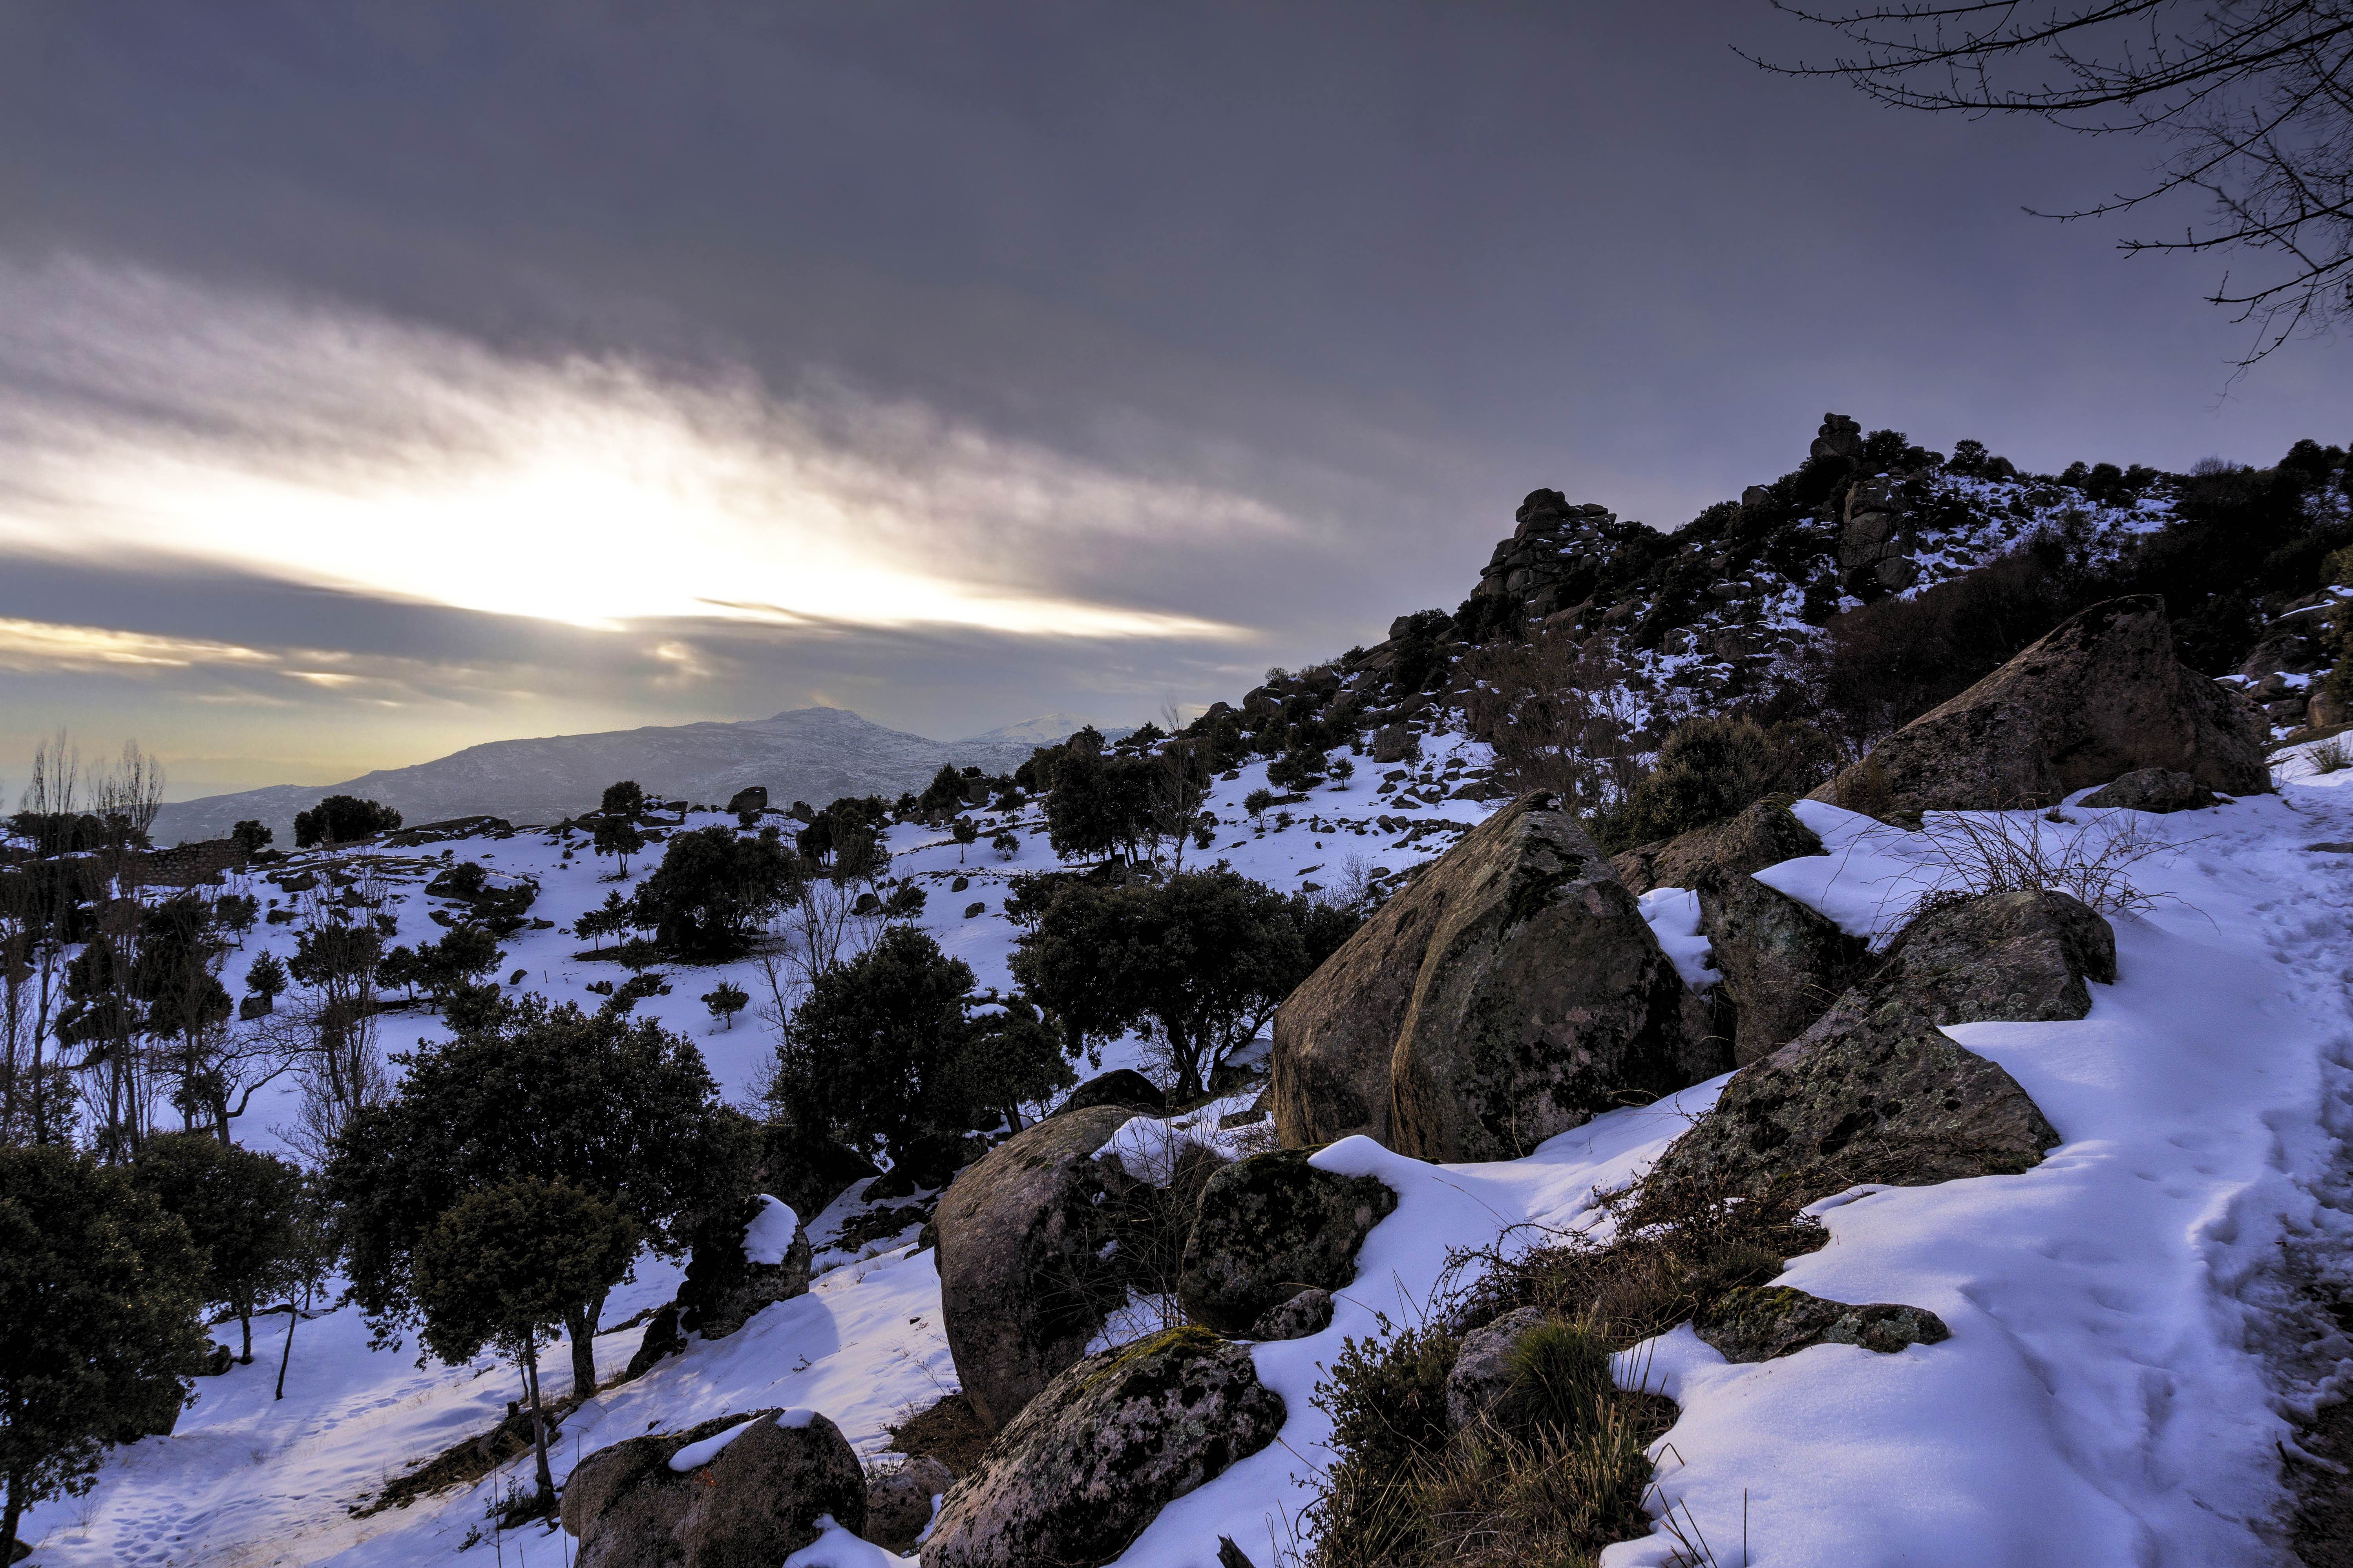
left=867, top=1455, right=957, bottom=1555
left=1372, top=724, right=1420, bottom=764
left=1609, top=798, right=1827, bottom=896
left=1249, top=1286, right=1334, bottom=1341
left=1809, top=596, right=2271, bottom=813
left=1055, top=1069, right=1167, bottom=1118
left=935, top=1106, right=1140, bottom=1432
left=1646, top=996, right=2061, bottom=1202
left=1275, top=792, right=1720, bottom=1159
left=199, top=1342, right=235, bottom=1376
left=725, top=786, right=769, bottom=816
left=1694, top=1285, right=1950, bottom=1362
left=1179, top=1150, right=1396, bottom=1334
left=920, top=1328, right=1284, bottom=1568
left=2081, top=767, right=2219, bottom=813
left=562, top=1409, right=867, bottom=1568
left=1694, top=865, right=1869, bottom=1065
left=1444, top=1306, right=1549, bottom=1430
left=1865, top=889, right=2115, bottom=1026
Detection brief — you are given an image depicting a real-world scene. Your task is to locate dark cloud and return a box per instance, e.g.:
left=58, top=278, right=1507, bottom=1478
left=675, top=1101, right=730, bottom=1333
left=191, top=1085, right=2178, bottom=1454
left=0, top=1, right=2344, bottom=790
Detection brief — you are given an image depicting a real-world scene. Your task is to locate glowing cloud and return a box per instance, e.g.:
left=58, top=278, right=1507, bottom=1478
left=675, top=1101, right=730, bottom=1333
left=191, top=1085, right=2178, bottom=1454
left=0, top=259, right=1281, bottom=640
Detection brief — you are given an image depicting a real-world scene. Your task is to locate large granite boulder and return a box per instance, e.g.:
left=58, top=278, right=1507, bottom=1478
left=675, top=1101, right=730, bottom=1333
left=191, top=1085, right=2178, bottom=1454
left=1809, top=596, right=2271, bottom=814
left=1177, top=1150, right=1396, bottom=1334
left=921, top=1328, right=1285, bottom=1568
left=1611, top=799, right=1827, bottom=896
left=934, top=1105, right=1140, bottom=1432
left=1645, top=996, right=2061, bottom=1203
left=561, top=1409, right=866, bottom=1568
left=1694, top=1285, right=1950, bottom=1363
left=1273, top=792, right=1721, bottom=1162
left=678, top=1195, right=812, bottom=1340
left=1863, top=890, right=2115, bottom=1026
left=1694, top=865, right=1870, bottom=1065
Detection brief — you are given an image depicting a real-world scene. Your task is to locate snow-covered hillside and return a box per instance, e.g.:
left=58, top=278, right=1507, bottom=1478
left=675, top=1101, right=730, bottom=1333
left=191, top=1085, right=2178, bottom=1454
left=20, top=740, right=2353, bottom=1567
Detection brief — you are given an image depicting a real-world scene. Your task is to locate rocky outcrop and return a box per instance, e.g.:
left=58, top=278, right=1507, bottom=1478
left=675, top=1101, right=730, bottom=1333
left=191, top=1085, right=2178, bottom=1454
left=1809, top=596, right=2271, bottom=813
left=1055, top=1069, right=1167, bottom=1118
left=867, top=1455, right=957, bottom=1555
left=2081, top=767, right=2218, bottom=813
left=1178, top=1150, right=1396, bottom=1335
left=1274, top=793, right=1721, bottom=1161
left=935, top=1106, right=1140, bottom=1432
left=561, top=1410, right=866, bottom=1568
left=1862, top=890, right=2115, bottom=1026
left=1444, top=1306, right=1549, bottom=1430
left=1250, top=1286, right=1334, bottom=1341
left=1610, top=799, right=1827, bottom=896
left=621, top=1305, right=685, bottom=1383
left=725, top=785, right=769, bottom=815
left=1646, top=996, right=2061, bottom=1202
left=1694, top=865, right=1869, bottom=1065
left=1694, top=1286, right=1950, bottom=1363
left=920, top=1328, right=1285, bottom=1568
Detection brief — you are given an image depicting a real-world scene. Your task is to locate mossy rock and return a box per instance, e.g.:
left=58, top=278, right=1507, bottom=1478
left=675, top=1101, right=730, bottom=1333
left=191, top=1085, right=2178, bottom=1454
left=1694, top=1285, right=1950, bottom=1363
left=920, top=1328, right=1284, bottom=1568
left=1178, top=1150, right=1396, bottom=1335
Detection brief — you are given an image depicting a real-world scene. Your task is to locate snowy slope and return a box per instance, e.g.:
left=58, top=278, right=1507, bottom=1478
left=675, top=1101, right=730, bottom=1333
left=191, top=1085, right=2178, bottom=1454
left=22, top=745, right=2353, bottom=1567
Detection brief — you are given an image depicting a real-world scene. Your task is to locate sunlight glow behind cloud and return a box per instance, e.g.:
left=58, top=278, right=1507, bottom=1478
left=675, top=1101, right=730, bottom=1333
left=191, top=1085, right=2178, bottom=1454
left=0, top=259, right=1279, bottom=640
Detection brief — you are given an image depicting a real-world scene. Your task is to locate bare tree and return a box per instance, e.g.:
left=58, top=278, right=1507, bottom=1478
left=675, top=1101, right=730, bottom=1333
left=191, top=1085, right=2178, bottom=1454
left=1147, top=742, right=1214, bottom=873
left=1460, top=631, right=1647, bottom=811
left=1758, top=0, right=2353, bottom=362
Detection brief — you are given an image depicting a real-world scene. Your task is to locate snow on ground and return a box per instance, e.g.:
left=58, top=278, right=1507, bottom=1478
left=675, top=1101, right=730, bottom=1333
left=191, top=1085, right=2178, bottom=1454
left=26, top=741, right=2353, bottom=1567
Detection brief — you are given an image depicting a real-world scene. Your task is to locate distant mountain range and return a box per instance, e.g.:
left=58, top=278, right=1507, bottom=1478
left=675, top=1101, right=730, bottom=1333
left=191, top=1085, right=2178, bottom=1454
left=151, top=708, right=1116, bottom=847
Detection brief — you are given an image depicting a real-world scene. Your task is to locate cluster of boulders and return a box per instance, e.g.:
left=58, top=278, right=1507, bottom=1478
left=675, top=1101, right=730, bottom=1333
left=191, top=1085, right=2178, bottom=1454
left=555, top=591, right=2278, bottom=1567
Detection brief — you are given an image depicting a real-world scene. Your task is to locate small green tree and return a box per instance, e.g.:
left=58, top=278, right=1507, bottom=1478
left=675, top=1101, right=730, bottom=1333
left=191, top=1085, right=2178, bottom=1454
left=132, top=1133, right=304, bottom=1363
left=599, top=780, right=647, bottom=818
left=411, top=1178, right=638, bottom=1503
left=1244, top=788, right=1276, bottom=828
left=702, top=980, right=749, bottom=1030
left=951, top=817, right=979, bottom=862
left=244, top=949, right=288, bottom=1012
left=593, top=815, right=645, bottom=877
left=991, top=829, right=1021, bottom=860
left=212, top=893, right=260, bottom=946
left=633, top=825, right=798, bottom=958
left=292, top=795, right=401, bottom=849
left=0, top=1145, right=208, bottom=1555
left=228, top=820, right=274, bottom=857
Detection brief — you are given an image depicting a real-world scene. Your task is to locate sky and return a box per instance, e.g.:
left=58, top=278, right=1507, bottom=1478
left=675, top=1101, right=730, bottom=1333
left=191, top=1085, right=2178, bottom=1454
left=1, top=2, right=2346, bottom=800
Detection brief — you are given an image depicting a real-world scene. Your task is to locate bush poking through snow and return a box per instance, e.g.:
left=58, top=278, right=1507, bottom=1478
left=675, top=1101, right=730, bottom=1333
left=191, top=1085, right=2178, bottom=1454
left=1913, top=808, right=2184, bottom=916
left=2312, top=737, right=2351, bottom=774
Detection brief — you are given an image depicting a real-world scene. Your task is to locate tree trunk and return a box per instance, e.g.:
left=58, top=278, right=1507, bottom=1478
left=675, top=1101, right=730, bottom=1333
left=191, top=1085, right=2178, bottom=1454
left=239, top=1307, right=253, bottom=1364
left=566, top=1291, right=604, bottom=1398
left=2, top=1467, right=22, bottom=1565
left=275, top=1300, right=297, bottom=1400
left=523, top=1344, right=554, bottom=1501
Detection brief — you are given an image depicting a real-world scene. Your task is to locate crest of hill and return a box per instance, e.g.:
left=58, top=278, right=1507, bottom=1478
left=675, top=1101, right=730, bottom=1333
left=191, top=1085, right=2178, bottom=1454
left=150, top=707, right=1094, bottom=847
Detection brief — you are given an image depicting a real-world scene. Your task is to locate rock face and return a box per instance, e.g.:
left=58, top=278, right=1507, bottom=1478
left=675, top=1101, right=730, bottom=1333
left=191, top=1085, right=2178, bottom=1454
left=1694, top=865, right=1870, bottom=1065
left=561, top=1410, right=867, bottom=1568
left=1863, top=890, right=2115, bottom=1026
left=1610, top=799, right=1827, bottom=896
left=678, top=1196, right=813, bottom=1341
left=1274, top=793, right=1721, bottom=1161
left=1178, top=1150, right=1397, bottom=1334
left=867, top=1455, right=957, bottom=1555
left=2081, top=767, right=2219, bottom=813
left=1694, top=1286, right=1950, bottom=1363
left=1646, top=996, right=2061, bottom=1201
left=1444, top=1306, right=1549, bottom=1430
left=1056, top=1069, right=1167, bottom=1118
left=621, top=1305, right=685, bottom=1383
left=1809, top=596, right=2271, bottom=813
left=934, top=1105, right=1140, bottom=1432
left=921, top=1328, right=1285, bottom=1568
left=725, top=785, right=769, bottom=815
left=1250, top=1286, right=1334, bottom=1341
